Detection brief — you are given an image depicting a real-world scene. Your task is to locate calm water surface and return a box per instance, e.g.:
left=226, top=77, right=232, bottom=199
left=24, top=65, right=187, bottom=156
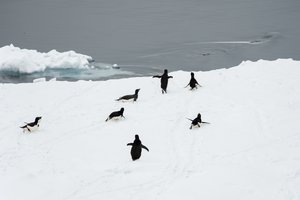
left=0, top=0, right=299, bottom=82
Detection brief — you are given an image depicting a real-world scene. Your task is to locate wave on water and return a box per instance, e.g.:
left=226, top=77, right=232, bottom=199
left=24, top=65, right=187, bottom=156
left=0, top=45, right=134, bottom=83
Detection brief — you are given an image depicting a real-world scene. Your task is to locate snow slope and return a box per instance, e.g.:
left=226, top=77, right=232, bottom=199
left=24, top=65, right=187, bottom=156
left=0, top=59, right=299, bottom=200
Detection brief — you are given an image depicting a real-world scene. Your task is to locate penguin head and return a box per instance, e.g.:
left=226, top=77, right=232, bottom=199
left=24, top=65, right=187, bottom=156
left=135, top=89, right=140, bottom=94
left=197, top=113, right=201, bottom=118
left=164, top=69, right=168, bottom=74
left=135, top=134, right=139, bottom=139
left=35, top=116, right=42, bottom=122
left=120, top=107, right=124, bottom=112
left=191, top=72, right=195, bottom=77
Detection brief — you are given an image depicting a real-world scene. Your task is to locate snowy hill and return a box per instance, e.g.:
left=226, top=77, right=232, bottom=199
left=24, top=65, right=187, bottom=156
left=0, top=59, right=299, bottom=200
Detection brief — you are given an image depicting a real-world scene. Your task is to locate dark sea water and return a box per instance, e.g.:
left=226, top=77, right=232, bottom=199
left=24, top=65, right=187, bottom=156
left=1, top=0, right=300, bottom=83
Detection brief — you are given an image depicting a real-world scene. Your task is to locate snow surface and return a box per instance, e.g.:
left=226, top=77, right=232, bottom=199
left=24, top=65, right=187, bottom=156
left=0, top=45, right=93, bottom=73
left=0, top=59, right=299, bottom=200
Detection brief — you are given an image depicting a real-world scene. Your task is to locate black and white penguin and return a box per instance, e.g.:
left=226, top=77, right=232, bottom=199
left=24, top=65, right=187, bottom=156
left=116, top=89, right=140, bottom=102
left=153, top=69, right=173, bottom=94
left=187, top=113, right=209, bottom=129
left=105, top=108, right=125, bottom=122
left=127, top=134, right=149, bottom=161
left=185, top=72, right=201, bottom=90
left=20, top=116, right=42, bottom=133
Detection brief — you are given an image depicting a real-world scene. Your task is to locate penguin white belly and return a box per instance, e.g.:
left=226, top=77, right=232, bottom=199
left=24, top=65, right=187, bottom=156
left=23, top=124, right=39, bottom=133
left=112, top=116, right=122, bottom=120
left=121, top=99, right=134, bottom=102
left=28, top=124, right=39, bottom=132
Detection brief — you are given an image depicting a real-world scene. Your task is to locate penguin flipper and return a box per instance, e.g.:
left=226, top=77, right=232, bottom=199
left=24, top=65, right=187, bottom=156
left=153, top=75, right=162, bottom=78
left=142, top=145, right=149, bottom=152
left=20, top=125, right=26, bottom=129
left=116, top=95, right=133, bottom=101
left=116, top=95, right=126, bottom=101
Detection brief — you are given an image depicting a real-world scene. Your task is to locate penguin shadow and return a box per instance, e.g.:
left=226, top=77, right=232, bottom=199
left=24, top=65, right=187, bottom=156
left=106, top=168, right=132, bottom=176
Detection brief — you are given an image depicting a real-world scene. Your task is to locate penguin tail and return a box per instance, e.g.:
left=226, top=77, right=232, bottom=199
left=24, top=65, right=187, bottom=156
left=20, top=125, right=27, bottom=129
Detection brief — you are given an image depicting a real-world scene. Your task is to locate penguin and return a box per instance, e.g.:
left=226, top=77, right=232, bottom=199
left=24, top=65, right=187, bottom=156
left=20, top=116, right=42, bottom=133
left=185, top=72, right=201, bottom=90
left=187, top=113, right=209, bottom=129
left=105, top=107, right=125, bottom=122
left=127, top=134, right=149, bottom=161
left=153, top=69, right=173, bottom=94
left=116, top=89, right=140, bottom=102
